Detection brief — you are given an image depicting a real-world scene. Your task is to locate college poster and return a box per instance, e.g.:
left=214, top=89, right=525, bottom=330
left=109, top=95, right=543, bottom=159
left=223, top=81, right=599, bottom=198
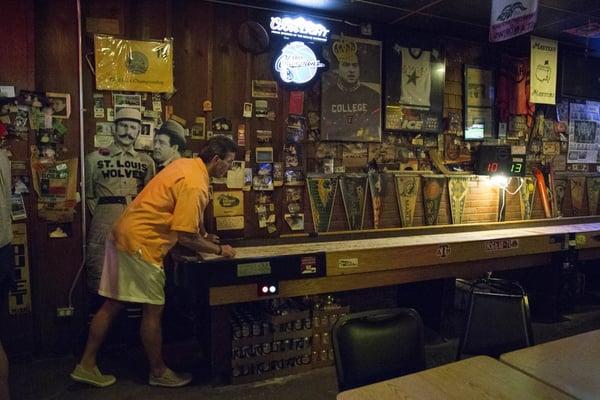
left=321, top=35, right=381, bottom=142
left=94, top=34, right=174, bottom=93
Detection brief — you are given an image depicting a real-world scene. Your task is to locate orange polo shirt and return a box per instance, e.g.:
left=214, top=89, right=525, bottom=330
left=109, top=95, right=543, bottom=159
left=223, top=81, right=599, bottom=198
left=112, top=158, right=209, bottom=267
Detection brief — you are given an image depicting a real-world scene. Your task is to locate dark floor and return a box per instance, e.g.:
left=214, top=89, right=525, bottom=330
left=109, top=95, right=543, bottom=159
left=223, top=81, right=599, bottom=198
left=9, top=296, right=600, bottom=400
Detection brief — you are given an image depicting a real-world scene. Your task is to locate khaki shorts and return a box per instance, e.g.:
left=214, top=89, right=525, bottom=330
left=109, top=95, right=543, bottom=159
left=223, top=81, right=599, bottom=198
left=98, top=236, right=165, bottom=305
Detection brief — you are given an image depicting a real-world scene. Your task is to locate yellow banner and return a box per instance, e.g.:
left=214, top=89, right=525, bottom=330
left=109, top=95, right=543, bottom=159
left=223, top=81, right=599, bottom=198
left=94, top=34, right=173, bottom=93
left=530, top=36, right=557, bottom=105
left=9, top=224, right=31, bottom=315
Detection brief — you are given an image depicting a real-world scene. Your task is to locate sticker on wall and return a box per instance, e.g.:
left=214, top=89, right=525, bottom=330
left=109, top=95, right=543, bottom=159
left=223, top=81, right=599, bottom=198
left=485, top=239, right=519, bottom=251
left=213, top=191, right=244, bottom=217
left=338, top=258, right=359, bottom=268
left=216, top=215, right=245, bottom=231
left=436, top=244, right=451, bottom=258
left=300, top=256, right=317, bottom=274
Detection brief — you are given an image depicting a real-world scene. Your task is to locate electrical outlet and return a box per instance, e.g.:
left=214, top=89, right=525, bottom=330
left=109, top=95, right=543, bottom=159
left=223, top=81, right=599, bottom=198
left=56, top=307, right=74, bottom=318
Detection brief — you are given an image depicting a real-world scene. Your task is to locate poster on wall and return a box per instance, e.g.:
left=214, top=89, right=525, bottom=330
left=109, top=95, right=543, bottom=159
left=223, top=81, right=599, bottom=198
left=321, top=35, right=381, bottom=142
left=567, top=101, right=600, bottom=163
left=30, top=154, right=79, bottom=221
left=94, top=35, right=174, bottom=93
left=384, top=40, right=445, bottom=133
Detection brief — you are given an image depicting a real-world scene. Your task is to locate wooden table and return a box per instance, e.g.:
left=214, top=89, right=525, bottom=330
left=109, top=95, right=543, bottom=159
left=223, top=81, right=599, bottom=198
left=336, top=355, right=574, bottom=399
left=500, top=329, right=600, bottom=400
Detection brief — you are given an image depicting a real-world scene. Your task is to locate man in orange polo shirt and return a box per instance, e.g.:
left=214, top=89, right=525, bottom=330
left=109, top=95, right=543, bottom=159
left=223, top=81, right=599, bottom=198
left=71, top=135, right=237, bottom=388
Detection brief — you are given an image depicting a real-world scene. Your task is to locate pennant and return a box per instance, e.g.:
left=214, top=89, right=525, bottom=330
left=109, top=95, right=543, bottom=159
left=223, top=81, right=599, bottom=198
left=530, top=36, right=558, bottom=105
left=519, top=176, right=536, bottom=220
left=340, top=175, right=368, bottom=231
left=490, top=0, right=538, bottom=42
left=307, top=177, right=337, bottom=232
left=395, top=174, right=420, bottom=228
left=422, top=175, right=446, bottom=225
left=368, top=173, right=389, bottom=229
left=570, top=176, right=585, bottom=216
left=553, top=177, right=567, bottom=217
left=448, top=176, right=470, bottom=224
left=587, top=177, right=600, bottom=215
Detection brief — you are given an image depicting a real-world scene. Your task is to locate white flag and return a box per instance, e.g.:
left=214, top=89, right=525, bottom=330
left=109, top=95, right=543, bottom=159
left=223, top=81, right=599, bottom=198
left=490, top=0, right=538, bottom=42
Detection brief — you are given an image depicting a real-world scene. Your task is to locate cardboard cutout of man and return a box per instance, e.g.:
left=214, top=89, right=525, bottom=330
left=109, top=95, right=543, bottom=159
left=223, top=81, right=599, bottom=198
left=85, top=108, right=156, bottom=291
left=152, top=120, right=186, bottom=172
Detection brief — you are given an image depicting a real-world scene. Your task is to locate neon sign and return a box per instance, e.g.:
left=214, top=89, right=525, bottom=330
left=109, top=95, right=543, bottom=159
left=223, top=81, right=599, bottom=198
left=270, top=16, right=330, bottom=42
left=274, top=41, right=326, bottom=86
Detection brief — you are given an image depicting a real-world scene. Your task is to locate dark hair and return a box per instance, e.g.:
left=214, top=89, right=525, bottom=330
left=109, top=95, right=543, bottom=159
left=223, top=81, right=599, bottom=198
left=199, top=136, right=238, bottom=163
left=159, top=130, right=187, bottom=151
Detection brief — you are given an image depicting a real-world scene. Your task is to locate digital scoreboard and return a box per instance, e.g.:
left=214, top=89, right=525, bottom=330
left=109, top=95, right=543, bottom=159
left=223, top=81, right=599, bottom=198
left=477, top=145, right=526, bottom=177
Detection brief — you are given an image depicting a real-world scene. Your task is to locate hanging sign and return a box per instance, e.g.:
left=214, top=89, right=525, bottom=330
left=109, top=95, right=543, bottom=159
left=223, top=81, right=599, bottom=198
left=273, top=41, right=327, bottom=87
left=530, top=36, right=557, bottom=105
left=270, top=16, right=330, bottom=42
left=489, top=0, right=538, bottom=42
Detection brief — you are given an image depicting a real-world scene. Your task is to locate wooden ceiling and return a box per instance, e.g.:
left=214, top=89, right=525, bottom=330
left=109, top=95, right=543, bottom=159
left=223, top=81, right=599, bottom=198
left=214, top=0, right=600, bottom=52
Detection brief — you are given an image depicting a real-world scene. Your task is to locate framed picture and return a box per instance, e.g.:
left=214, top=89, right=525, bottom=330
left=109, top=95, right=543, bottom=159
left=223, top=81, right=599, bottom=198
left=465, top=106, right=493, bottom=141
left=46, top=92, right=71, bottom=119
left=321, top=34, right=381, bottom=142
left=384, top=39, right=445, bottom=133
left=464, top=65, right=495, bottom=140
left=465, top=65, right=494, bottom=107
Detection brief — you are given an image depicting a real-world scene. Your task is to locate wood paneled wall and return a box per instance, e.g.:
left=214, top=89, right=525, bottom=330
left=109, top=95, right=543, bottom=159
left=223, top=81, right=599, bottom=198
left=1, top=0, right=586, bottom=355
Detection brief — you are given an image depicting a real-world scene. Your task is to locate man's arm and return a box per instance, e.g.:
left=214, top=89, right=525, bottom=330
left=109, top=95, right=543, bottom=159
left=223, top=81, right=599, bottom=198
left=177, top=231, right=235, bottom=258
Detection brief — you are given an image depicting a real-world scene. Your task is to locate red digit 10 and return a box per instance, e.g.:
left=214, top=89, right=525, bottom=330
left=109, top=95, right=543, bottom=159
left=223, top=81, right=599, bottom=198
left=487, top=162, right=499, bottom=173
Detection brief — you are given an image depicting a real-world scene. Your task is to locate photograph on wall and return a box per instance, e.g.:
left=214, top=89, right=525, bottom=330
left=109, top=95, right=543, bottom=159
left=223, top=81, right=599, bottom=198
left=384, top=39, right=445, bottom=133
left=465, top=66, right=494, bottom=107
left=252, top=80, right=278, bottom=98
left=464, top=65, right=495, bottom=140
left=46, top=92, right=71, bottom=119
left=321, top=34, right=381, bottom=142
left=134, top=120, right=155, bottom=150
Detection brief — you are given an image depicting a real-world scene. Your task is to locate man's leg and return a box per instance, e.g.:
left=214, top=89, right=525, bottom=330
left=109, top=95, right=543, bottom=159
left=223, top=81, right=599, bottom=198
left=80, top=298, right=123, bottom=370
left=140, top=303, right=166, bottom=377
left=0, top=340, right=9, bottom=400
left=141, top=303, right=192, bottom=387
